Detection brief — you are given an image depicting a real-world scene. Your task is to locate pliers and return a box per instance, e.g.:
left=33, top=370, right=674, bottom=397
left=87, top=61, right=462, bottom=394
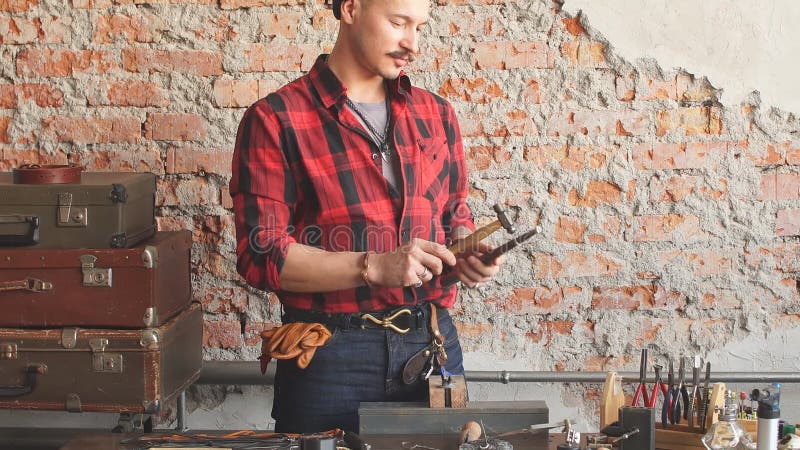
left=687, top=356, right=702, bottom=428
left=669, top=357, right=688, bottom=424
left=631, top=348, right=649, bottom=407
left=661, top=360, right=675, bottom=428
left=648, top=363, right=668, bottom=408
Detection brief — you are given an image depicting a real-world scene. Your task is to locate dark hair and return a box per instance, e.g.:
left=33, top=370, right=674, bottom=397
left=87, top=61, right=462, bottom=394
left=332, top=0, right=342, bottom=19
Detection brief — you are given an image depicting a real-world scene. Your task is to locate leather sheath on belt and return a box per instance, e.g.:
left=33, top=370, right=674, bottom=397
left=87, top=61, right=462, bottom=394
left=259, top=322, right=331, bottom=372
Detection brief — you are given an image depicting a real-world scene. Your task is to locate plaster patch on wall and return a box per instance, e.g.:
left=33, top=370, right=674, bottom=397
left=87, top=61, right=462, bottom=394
left=563, top=0, right=800, bottom=115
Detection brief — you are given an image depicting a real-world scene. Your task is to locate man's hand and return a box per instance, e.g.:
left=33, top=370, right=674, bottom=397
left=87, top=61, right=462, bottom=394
left=369, top=239, right=456, bottom=287
left=453, top=241, right=504, bottom=288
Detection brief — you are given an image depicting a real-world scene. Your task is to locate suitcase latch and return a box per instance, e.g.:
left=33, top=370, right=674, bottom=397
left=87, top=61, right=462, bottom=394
left=89, top=338, right=123, bottom=374
left=0, top=343, right=17, bottom=360
left=80, top=255, right=112, bottom=288
left=61, top=328, right=78, bottom=349
left=57, top=193, right=88, bottom=227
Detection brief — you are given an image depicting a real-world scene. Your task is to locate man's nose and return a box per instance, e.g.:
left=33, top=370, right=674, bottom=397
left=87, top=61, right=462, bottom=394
left=400, top=29, right=420, bottom=55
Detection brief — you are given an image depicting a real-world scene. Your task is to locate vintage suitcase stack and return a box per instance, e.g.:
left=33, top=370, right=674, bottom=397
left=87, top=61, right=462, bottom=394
left=0, top=165, right=201, bottom=420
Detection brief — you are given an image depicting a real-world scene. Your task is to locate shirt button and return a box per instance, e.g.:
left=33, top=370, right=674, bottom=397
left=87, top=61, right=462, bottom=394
left=401, top=230, right=409, bottom=240
left=372, top=153, right=379, bottom=160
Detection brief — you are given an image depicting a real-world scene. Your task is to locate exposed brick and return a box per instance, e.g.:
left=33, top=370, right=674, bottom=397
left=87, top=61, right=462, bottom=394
left=528, top=320, right=575, bottom=345
left=70, top=146, right=164, bottom=174
left=244, top=321, right=280, bottom=347
left=221, top=186, right=233, bottom=209
left=15, top=83, right=65, bottom=107
left=555, top=216, right=586, bottom=244
left=505, top=286, right=582, bottom=314
left=438, top=78, right=505, bottom=103
left=466, top=145, right=507, bottom=171
left=760, top=173, right=800, bottom=201
left=0, top=0, right=38, bottom=12
left=436, top=13, right=505, bottom=38
left=311, top=8, right=336, bottom=33
left=0, top=149, right=68, bottom=169
left=786, top=142, right=800, bottom=165
left=638, top=77, right=678, bottom=101
left=0, top=85, right=14, bottom=108
left=522, top=79, right=541, bottom=104
left=524, top=145, right=621, bottom=172
left=592, top=285, right=654, bottom=310
left=93, top=13, right=164, bottom=44
left=16, top=49, right=117, bottom=77
left=145, top=113, right=208, bottom=141
left=0, top=116, right=11, bottom=144
left=203, top=320, right=242, bottom=349
left=192, top=214, right=235, bottom=245
left=157, top=177, right=219, bottom=206
left=648, top=174, right=728, bottom=203
left=656, top=107, right=722, bottom=136
left=776, top=209, right=800, bottom=236
left=471, top=41, right=553, bottom=70
left=615, top=72, right=635, bottom=101
left=189, top=13, right=235, bottom=42
left=533, top=251, right=624, bottom=279
left=453, top=321, right=493, bottom=339
left=244, top=43, right=317, bottom=72
left=700, top=289, right=741, bottom=310
left=744, top=244, right=800, bottom=273
left=747, top=142, right=787, bottom=167
left=86, top=80, right=168, bottom=107
left=196, top=286, right=248, bottom=314
left=632, top=141, right=730, bottom=170
left=0, top=17, right=38, bottom=44
left=560, top=38, right=607, bottom=68
left=407, top=44, right=454, bottom=72
left=261, top=11, right=302, bottom=39
left=651, top=249, right=733, bottom=277
left=546, top=110, right=648, bottom=137
left=122, top=49, right=223, bottom=76
left=562, top=16, right=585, bottom=36
left=40, top=115, right=141, bottom=144
left=166, top=146, right=232, bottom=176
left=497, top=109, right=537, bottom=136
left=676, top=73, right=719, bottom=102
left=220, top=0, right=303, bottom=9
left=212, top=78, right=281, bottom=108
left=628, top=214, right=706, bottom=242
left=568, top=180, right=622, bottom=207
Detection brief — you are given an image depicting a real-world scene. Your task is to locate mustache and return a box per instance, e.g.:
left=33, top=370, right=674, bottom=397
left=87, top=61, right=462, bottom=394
left=388, top=51, right=416, bottom=62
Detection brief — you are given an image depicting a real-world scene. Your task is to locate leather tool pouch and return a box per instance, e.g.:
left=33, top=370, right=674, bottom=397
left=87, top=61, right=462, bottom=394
left=401, top=344, right=431, bottom=385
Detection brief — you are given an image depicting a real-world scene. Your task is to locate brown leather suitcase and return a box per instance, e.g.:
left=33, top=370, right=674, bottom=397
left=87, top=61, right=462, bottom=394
left=0, top=170, right=156, bottom=249
left=0, top=302, right=202, bottom=413
left=0, top=231, right=192, bottom=328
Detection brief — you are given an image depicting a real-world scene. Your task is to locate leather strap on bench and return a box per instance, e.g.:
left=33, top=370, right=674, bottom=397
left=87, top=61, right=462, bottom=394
left=13, top=164, right=82, bottom=184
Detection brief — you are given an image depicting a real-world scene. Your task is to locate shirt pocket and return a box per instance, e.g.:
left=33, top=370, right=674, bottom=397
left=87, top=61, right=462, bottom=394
left=416, top=134, right=449, bottom=203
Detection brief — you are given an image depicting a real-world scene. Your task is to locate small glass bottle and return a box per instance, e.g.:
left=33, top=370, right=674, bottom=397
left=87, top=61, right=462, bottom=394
left=702, top=391, right=757, bottom=450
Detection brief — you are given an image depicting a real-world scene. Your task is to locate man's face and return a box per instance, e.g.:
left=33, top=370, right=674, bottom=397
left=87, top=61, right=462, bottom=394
left=348, top=0, right=430, bottom=80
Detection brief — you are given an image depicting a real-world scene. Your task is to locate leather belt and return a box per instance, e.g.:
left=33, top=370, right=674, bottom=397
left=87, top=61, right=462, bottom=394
left=282, top=304, right=427, bottom=334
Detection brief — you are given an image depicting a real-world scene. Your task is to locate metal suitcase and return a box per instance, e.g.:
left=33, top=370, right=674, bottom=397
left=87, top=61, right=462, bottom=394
left=0, top=231, right=192, bottom=328
left=0, top=171, right=156, bottom=249
left=0, top=302, right=202, bottom=413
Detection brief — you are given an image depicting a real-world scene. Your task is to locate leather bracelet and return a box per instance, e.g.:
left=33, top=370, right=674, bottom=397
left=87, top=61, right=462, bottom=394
left=361, top=251, right=375, bottom=287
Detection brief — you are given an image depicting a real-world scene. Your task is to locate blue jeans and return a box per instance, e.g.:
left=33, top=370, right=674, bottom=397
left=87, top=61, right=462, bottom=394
left=271, top=303, right=464, bottom=434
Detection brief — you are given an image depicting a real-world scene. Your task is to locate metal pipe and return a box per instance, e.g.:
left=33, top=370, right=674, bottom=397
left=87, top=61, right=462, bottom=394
left=176, top=390, right=187, bottom=432
left=198, top=361, right=800, bottom=385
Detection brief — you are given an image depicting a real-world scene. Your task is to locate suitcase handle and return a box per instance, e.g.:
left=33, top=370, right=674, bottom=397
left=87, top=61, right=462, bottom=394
left=12, top=164, right=82, bottom=184
left=0, top=215, right=40, bottom=246
left=0, top=278, right=54, bottom=293
left=0, top=364, right=47, bottom=398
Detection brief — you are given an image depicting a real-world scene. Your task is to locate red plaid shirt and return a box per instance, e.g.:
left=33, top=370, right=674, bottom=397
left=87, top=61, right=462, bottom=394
left=230, top=55, right=474, bottom=313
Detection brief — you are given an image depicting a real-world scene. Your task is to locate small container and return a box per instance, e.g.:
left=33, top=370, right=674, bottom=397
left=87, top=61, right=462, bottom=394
left=702, top=391, right=756, bottom=450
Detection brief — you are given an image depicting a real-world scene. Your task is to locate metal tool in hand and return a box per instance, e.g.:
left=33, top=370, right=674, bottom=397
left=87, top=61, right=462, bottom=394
left=661, top=359, right=675, bottom=428
left=440, top=225, right=541, bottom=287
left=448, top=203, right=515, bottom=255
left=631, top=348, right=650, bottom=407
left=687, top=356, right=702, bottom=428
left=647, top=363, right=668, bottom=408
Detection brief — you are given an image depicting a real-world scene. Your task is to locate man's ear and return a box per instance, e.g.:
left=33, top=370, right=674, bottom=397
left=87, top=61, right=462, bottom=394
left=339, top=0, right=358, bottom=24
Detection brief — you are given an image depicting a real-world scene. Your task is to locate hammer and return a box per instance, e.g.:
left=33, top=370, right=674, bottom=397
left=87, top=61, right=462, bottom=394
left=449, top=203, right=515, bottom=255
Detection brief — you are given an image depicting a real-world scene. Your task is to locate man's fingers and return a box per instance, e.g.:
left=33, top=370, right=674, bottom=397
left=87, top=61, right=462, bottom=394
left=416, top=239, right=456, bottom=267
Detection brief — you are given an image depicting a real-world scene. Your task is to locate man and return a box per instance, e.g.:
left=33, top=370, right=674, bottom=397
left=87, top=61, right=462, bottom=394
left=230, top=0, right=504, bottom=434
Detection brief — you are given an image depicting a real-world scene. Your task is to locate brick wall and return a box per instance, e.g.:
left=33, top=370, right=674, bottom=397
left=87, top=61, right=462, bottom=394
left=3, top=0, right=799, bottom=427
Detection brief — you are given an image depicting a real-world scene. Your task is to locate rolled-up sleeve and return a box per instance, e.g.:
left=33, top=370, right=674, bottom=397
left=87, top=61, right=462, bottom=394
left=230, top=100, right=297, bottom=292
left=442, top=101, right=475, bottom=236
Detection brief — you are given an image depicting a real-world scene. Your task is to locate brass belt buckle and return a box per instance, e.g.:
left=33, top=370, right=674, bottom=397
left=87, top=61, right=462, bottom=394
left=362, top=308, right=412, bottom=334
